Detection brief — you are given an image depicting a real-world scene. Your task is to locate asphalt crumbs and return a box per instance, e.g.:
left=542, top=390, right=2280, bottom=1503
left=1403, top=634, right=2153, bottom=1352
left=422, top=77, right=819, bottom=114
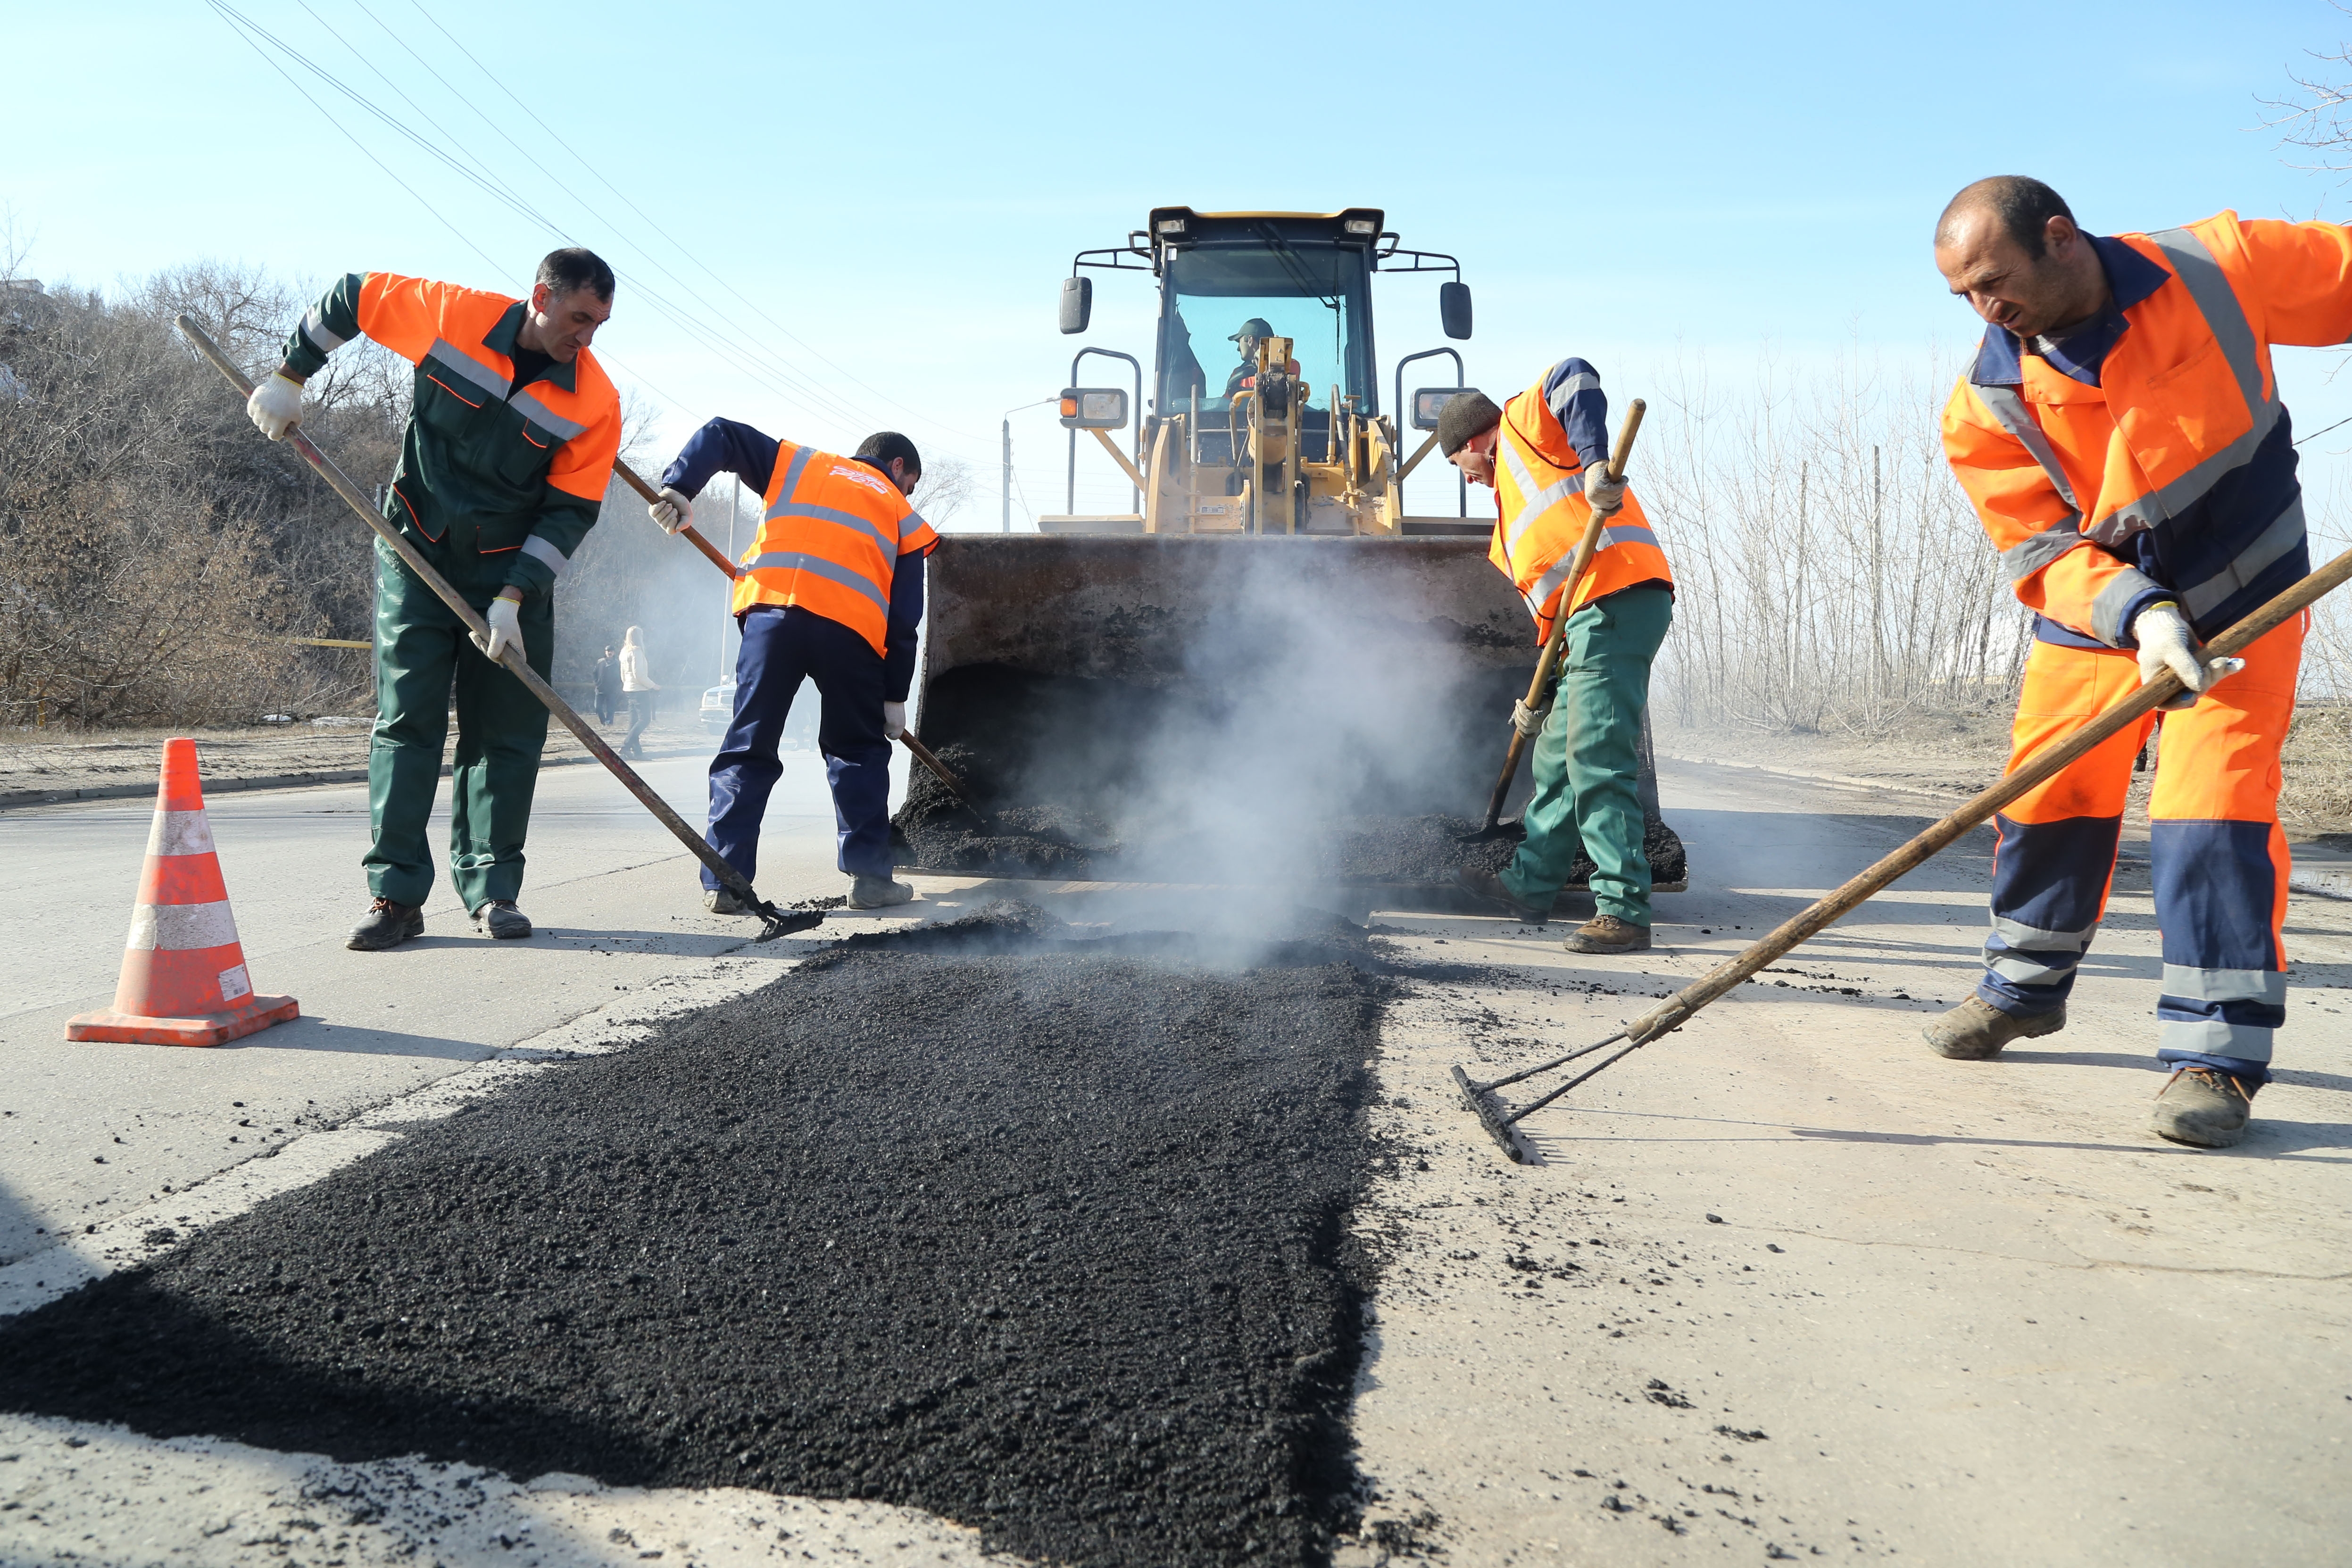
left=0, top=905, right=1390, bottom=1568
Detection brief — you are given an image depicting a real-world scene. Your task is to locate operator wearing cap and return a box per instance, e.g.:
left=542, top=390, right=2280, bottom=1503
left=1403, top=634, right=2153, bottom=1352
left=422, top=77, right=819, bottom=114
left=1223, top=316, right=1277, bottom=398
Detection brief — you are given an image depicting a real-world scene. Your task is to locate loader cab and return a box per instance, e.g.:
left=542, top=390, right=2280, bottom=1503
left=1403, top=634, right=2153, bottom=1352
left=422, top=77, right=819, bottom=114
left=1047, top=205, right=1477, bottom=536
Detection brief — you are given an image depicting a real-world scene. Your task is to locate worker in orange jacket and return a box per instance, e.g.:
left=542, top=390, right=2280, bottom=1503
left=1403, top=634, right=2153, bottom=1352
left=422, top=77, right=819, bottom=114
left=648, top=426, right=939, bottom=911
left=247, top=250, right=622, bottom=951
left=1932, top=176, right=2329, bottom=1149
left=1443, top=363, right=1675, bottom=954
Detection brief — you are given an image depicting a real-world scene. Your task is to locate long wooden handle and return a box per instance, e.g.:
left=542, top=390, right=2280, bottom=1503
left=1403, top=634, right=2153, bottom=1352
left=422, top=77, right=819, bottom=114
left=1622, top=543, right=2352, bottom=1046
left=178, top=316, right=771, bottom=915
left=1478, top=399, right=1649, bottom=826
left=612, top=456, right=745, bottom=581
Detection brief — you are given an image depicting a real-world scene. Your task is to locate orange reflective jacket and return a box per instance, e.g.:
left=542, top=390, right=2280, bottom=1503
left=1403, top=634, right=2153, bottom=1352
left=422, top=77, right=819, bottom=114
left=1489, top=373, right=1673, bottom=643
left=1943, top=212, right=2349, bottom=647
left=732, top=444, right=939, bottom=655
left=284, top=272, right=622, bottom=595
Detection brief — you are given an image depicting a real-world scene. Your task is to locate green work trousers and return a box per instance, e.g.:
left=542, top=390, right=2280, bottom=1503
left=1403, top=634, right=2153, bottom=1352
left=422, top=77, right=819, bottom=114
left=1500, top=586, right=1673, bottom=927
left=364, top=539, right=553, bottom=911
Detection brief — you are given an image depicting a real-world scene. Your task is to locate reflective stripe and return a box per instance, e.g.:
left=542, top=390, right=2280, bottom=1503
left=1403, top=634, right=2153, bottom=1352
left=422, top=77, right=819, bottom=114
left=745, top=551, right=891, bottom=613
left=2089, top=567, right=2166, bottom=646
left=1514, top=523, right=1657, bottom=616
left=773, top=443, right=815, bottom=507
left=2179, top=496, right=2306, bottom=619
left=2161, top=964, right=2286, bottom=1004
left=1999, top=515, right=2088, bottom=583
left=426, top=338, right=509, bottom=401
left=1549, top=370, right=1600, bottom=398
left=764, top=500, right=902, bottom=564
left=1991, top=915, right=2095, bottom=952
left=145, top=809, right=214, bottom=859
left=126, top=901, right=239, bottom=953
left=509, top=389, right=586, bottom=442
left=1989, top=952, right=2078, bottom=987
left=2112, top=228, right=2282, bottom=524
left=1976, top=385, right=2082, bottom=512
left=520, top=534, right=571, bottom=578
left=2156, top=1019, right=2274, bottom=1061
left=1497, top=435, right=1584, bottom=550
left=301, top=305, right=347, bottom=354
left=1603, top=522, right=1658, bottom=549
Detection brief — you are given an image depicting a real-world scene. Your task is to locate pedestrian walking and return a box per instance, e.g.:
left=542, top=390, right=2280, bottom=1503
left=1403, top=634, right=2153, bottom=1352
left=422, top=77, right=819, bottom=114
left=1442, top=364, right=1675, bottom=954
left=244, top=249, right=622, bottom=950
left=592, top=644, right=620, bottom=724
left=646, top=424, right=936, bottom=912
left=1927, top=175, right=2336, bottom=1148
left=618, top=626, right=658, bottom=759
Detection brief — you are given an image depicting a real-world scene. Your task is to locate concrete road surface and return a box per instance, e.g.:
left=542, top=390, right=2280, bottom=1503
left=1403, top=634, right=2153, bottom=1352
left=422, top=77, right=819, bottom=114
left=2, top=753, right=2346, bottom=1565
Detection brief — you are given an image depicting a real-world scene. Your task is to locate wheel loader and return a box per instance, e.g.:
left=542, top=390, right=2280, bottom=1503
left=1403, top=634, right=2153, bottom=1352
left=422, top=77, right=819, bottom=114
left=895, top=207, right=1684, bottom=907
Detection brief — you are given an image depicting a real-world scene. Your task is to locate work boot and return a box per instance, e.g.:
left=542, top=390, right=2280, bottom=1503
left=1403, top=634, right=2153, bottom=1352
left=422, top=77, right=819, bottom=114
left=2151, top=1067, right=2256, bottom=1149
left=848, top=875, right=916, bottom=910
left=1562, top=914, right=1650, bottom=954
left=1456, top=865, right=1549, bottom=923
left=347, top=896, right=423, bottom=952
left=1922, top=997, right=2065, bottom=1061
left=471, top=900, right=532, bottom=939
left=703, top=886, right=748, bottom=916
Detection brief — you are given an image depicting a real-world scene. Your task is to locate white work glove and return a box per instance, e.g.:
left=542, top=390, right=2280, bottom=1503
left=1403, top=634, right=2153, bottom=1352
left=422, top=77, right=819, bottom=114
left=1581, top=461, right=1625, bottom=518
left=472, top=594, right=523, bottom=663
left=2131, top=600, right=2233, bottom=710
left=883, top=701, right=906, bottom=740
left=1511, top=697, right=1550, bottom=738
left=246, top=372, right=305, bottom=441
left=649, top=485, right=692, bottom=534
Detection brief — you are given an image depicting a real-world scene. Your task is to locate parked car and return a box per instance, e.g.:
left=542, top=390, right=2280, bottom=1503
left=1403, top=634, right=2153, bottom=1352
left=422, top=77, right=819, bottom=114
left=699, top=681, right=736, bottom=734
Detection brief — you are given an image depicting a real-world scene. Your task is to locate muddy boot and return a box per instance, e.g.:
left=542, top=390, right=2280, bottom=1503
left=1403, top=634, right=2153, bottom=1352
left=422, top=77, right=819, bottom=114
left=1562, top=914, right=1650, bottom=954
left=2150, top=1067, right=2255, bottom=1148
left=471, top=900, right=533, bottom=939
left=1922, top=997, right=2064, bottom=1060
left=1456, top=866, right=1549, bottom=923
left=849, top=875, right=915, bottom=910
left=348, top=896, right=424, bottom=952
left=703, top=886, right=748, bottom=916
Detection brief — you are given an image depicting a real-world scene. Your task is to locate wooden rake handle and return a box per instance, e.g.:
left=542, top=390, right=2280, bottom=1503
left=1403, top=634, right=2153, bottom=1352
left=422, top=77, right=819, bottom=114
left=1479, top=398, right=1648, bottom=828
left=612, top=456, right=745, bottom=581
left=1621, top=542, right=2352, bottom=1047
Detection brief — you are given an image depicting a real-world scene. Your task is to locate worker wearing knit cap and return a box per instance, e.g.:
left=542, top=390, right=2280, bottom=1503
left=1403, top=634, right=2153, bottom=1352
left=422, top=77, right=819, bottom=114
left=1443, top=366, right=1675, bottom=954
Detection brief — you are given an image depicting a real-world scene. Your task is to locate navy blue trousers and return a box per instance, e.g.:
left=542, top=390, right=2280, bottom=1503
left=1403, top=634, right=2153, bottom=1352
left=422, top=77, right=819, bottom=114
left=705, top=606, right=892, bottom=886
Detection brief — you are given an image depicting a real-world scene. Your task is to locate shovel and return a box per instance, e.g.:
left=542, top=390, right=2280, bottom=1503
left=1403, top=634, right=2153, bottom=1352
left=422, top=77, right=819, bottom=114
left=1461, top=398, right=1648, bottom=842
left=178, top=316, right=823, bottom=944
left=1453, top=541, right=2352, bottom=1162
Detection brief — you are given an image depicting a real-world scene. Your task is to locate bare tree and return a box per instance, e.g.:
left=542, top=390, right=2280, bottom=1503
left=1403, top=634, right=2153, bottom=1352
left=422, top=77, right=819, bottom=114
left=913, top=454, right=977, bottom=529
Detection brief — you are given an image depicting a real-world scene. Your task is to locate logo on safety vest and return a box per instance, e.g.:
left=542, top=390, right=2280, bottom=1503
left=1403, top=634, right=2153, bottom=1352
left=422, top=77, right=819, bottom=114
left=829, top=464, right=893, bottom=498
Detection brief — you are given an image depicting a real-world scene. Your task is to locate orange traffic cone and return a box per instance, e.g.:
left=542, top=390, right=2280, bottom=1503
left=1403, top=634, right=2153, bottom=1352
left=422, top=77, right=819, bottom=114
left=66, top=738, right=298, bottom=1047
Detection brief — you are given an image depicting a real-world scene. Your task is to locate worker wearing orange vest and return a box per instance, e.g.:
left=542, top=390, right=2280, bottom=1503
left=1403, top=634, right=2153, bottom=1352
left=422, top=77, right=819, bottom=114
left=1932, top=175, right=2334, bottom=1149
left=1442, top=363, right=1676, bottom=954
left=649, top=425, right=939, bottom=911
left=246, top=250, right=622, bottom=951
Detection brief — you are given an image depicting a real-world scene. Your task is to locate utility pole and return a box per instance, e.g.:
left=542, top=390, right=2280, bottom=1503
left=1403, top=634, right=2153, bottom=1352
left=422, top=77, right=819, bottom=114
left=1002, top=419, right=1012, bottom=533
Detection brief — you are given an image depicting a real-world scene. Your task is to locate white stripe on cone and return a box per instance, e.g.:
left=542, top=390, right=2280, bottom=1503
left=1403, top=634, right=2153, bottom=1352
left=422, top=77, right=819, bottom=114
left=125, top=901, right=239, bottom=952
left=143, top=809, right=216, bottom=858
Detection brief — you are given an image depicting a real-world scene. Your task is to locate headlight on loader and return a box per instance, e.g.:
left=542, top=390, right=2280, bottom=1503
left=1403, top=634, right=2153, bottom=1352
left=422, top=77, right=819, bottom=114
left=1058, top=387, right=1130, bottom=430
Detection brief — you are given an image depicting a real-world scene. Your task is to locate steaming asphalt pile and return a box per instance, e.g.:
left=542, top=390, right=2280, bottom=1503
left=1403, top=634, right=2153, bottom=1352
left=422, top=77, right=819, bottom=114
left=0, top=905, right=1387, bottom=1568
left=895, top=666, right=1687, bottom=896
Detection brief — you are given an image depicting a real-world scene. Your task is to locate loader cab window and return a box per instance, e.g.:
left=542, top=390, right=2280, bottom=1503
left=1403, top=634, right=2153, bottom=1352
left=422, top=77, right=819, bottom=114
left=1157, top=232, right=1375, bottom=417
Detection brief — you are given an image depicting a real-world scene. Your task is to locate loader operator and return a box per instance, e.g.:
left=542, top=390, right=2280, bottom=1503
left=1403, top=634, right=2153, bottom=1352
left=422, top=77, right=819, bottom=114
left=1223, top=316, right=1276, bottom=398
left=1440, top=364, right=1675, bottom=955
left=648, top=425, right=938, bottom=913
left=1930, top=176, right=2335, bottom=1150
left=244, top=250, right=622, bottom=952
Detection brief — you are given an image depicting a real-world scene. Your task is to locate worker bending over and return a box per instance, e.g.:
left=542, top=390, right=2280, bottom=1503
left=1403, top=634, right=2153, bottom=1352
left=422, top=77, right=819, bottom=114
left=649, top=427, right=937, bottom=911
left=1932, top=175, right=2332, bottom=1148
left=1442, top=365, right=1675, bottom=954
left=247, top=250, right=622, bottom=951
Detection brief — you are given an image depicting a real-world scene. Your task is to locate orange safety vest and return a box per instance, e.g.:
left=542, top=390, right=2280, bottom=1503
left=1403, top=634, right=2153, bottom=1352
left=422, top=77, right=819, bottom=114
left=1489, top=375, right=1674, bottom=643
left=1943, top=211, right=2342, bottom=647
left=731, top=443, right=940, bottom=655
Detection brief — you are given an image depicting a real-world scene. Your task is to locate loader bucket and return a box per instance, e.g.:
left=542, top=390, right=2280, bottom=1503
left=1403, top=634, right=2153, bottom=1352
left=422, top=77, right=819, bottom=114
left=897, top=535, right=1686, bottom=901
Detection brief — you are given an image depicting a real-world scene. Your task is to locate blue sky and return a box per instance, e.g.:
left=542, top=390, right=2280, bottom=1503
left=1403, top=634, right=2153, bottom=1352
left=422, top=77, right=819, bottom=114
left=11, top=0, right=2352, bottom=523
